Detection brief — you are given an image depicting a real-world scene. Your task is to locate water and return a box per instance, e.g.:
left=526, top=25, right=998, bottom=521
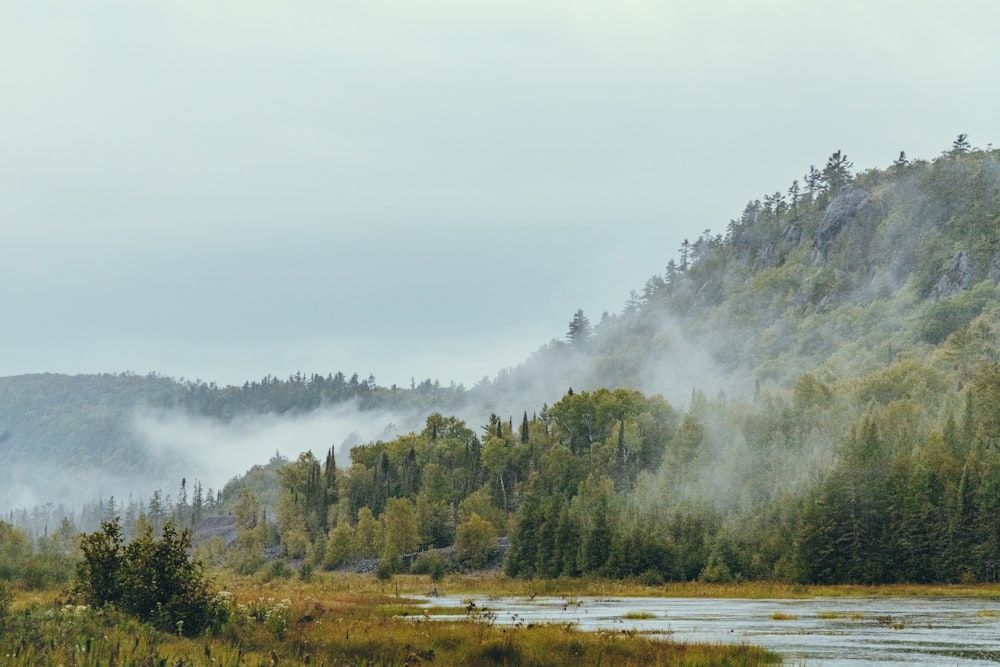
left=419, top=595, right=1000, bottom=665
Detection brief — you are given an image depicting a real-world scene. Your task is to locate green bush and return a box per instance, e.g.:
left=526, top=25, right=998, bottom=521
left=410, top=551, right=449, bottom=581
left=73, top=518, right=226, bottom=636
left=0, top=581, right=11, bottom=630
left=263, top=560, right=294, bottom=581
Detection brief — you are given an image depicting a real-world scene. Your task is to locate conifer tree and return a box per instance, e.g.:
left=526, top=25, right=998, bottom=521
left=951, top=133, right=971, bottom=155
left=821, top=150, right=853, bottom=191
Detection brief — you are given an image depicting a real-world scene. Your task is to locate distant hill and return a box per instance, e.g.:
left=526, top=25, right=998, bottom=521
left=0, top=371, right=463, bottom=512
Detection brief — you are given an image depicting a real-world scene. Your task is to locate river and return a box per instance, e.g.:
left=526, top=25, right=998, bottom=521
left=419, top=594, right=1000, bottom=665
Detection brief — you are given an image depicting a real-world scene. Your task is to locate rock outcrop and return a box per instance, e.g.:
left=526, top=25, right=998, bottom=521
left=812, top=187, right=870, bottom=261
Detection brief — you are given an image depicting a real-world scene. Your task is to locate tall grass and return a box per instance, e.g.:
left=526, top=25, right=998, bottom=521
left=1, top=572, right=781, bottom=666
left=9, top=570, right=995, bottom=666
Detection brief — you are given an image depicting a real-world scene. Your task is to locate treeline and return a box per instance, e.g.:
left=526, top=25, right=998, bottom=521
left=221, top=389, right=678, bottom=575
left=179, top=371, right=465, bottom=418
left=242, top=353, right=1000, bottom=585
left=0, top=370, right=464, bottom=508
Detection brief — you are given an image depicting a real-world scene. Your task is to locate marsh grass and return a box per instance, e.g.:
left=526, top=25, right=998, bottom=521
left=8, top=570, right=998, bottom=666
left=769, top=612, right=798, bottom=620
left=621, top=611, right=658, bottom=620
left=0, top=572, right=780, bottom=666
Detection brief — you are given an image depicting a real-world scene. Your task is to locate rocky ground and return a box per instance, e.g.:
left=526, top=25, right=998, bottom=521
left=191, top=514, right=508, bottom=574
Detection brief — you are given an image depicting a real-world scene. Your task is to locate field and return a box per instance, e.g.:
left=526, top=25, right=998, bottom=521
left=0, top=571, right=783, bottom=666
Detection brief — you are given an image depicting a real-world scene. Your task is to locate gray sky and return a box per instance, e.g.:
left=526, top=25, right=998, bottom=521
left=3, top=1, right=999, bottom=389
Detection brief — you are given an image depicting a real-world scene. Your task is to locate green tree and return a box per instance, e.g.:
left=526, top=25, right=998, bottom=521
left=567, top=309, right=593, bottom=347
left=821, top=150, right=853, bottom=191
left=381, top=497, right=420, bottom=557
left=950, top=133, right=971, bottom=156
left=455, top=512, right=498, bottom=569
left=74, top=518, right=224, bottom=636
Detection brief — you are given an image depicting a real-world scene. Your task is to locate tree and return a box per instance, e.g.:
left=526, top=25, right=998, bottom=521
left=821, top=150, right=853, bottom=191
left=381, top=497, right=420, bottom=557
left=74, top=518, right=224, bottom=636
left=787, top=179, right=802, bottom=217
left=230, top=489, right=270, bottom=573
left=567, top=309, right=593, bottom=347
left=804, top=165, right=822, bottom=197
left=455, top=512, right=498, bottom=569
left=951, top=133, right=971, bottom=155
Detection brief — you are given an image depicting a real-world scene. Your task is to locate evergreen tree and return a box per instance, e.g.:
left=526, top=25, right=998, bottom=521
left=821, top=150, right=853, bottom=191
left=951, top=133, right=971, bottom=155
left=567, top=309, right=593, bottom=347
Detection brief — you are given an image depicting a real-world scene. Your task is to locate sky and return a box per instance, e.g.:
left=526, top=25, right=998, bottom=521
left=3, top=1, right=1000, bottom=390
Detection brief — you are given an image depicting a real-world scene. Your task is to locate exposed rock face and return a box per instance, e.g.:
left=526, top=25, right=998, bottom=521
left=192, top=515, right=239, bottom=547
left=812, top=187, right=870, bottom=261
left=931, top=250, right=977, bottom=300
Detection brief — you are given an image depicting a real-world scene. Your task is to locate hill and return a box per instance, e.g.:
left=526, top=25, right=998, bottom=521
left=488, top=137, right=1000, bottom=404
left=0, top=371, right=463, bottom=514
left=7, top=136, right=1000, bottom=586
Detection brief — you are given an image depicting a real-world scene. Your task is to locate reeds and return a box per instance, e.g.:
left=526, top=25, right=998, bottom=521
left=1, top=572, right=781, bottom=666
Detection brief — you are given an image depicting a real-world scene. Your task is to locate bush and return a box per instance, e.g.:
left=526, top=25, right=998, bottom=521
left=73, top=518, right=226, bottom=636
left=263, top=560, right=294, bottom=581
left=410, top=551, right=449, bottom=581
left=0, top=581, right=11, bottom=630
left=635, top=569, right=665, bottom=586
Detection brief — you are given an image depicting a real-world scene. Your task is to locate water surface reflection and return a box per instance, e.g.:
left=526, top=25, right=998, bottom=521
left=421, top=595, right=1000, bottom=665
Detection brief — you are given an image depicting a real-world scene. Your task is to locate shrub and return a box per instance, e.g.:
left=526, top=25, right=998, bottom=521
left=0, top=581, right=11, bottom=630
left=410, top=551, right=449, bottom=581
left=635, top=569, right=665, bottom=586
left=73, top=518, right=226, bottom=636
left=263, top=560, right=294, bottom=581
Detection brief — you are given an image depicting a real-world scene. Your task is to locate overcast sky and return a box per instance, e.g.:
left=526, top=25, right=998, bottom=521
left=3, top=2, right=999, bottom=389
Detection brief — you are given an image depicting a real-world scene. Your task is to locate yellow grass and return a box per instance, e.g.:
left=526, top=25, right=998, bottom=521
left=3, top=572, right=781, bottom=667
left=8, top=570, right=999, bottom=667
left=320, top=571, right=1000, bottom=600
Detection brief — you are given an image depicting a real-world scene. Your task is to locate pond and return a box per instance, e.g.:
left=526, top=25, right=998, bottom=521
left=420, top=594, right=1000, bottom=665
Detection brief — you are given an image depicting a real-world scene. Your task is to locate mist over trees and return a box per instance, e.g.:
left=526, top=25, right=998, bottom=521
left=6, top=135, right=1000, bottom=586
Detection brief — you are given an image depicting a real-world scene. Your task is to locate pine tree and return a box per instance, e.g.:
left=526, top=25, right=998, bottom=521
left=821, top=150, right=853, bottom=192
left=566, top=309, right=593, bottom=346
left=951, top=133, right=971, bottom=155
left=324, top=446, right=339, bottom=506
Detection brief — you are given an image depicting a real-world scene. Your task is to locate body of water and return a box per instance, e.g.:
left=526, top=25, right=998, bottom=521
left=420, top=594, right=1000, bottom=665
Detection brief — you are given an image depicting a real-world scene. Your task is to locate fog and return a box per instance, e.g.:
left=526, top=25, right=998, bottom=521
left=133, top=401, right=432, bottom=500
left=4, top=3, right=1000, bottom=389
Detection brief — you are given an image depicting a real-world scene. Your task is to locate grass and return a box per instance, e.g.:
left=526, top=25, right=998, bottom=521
left=7, top=570, right=998, bottom=666
left=769, top=612, right=798, bottom=621
left=621, top=611, right=658, bottom=620
left=0, top=572, right=781, bottom=667
left=320, top=571, right=1000, bottom=601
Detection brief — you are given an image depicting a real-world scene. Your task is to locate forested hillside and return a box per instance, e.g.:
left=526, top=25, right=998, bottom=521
left=264, top=136, right=1000, bottom=584
left=6, top=135, right=1000, bottom=586
left=0, top=370, right=463, bottom=516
